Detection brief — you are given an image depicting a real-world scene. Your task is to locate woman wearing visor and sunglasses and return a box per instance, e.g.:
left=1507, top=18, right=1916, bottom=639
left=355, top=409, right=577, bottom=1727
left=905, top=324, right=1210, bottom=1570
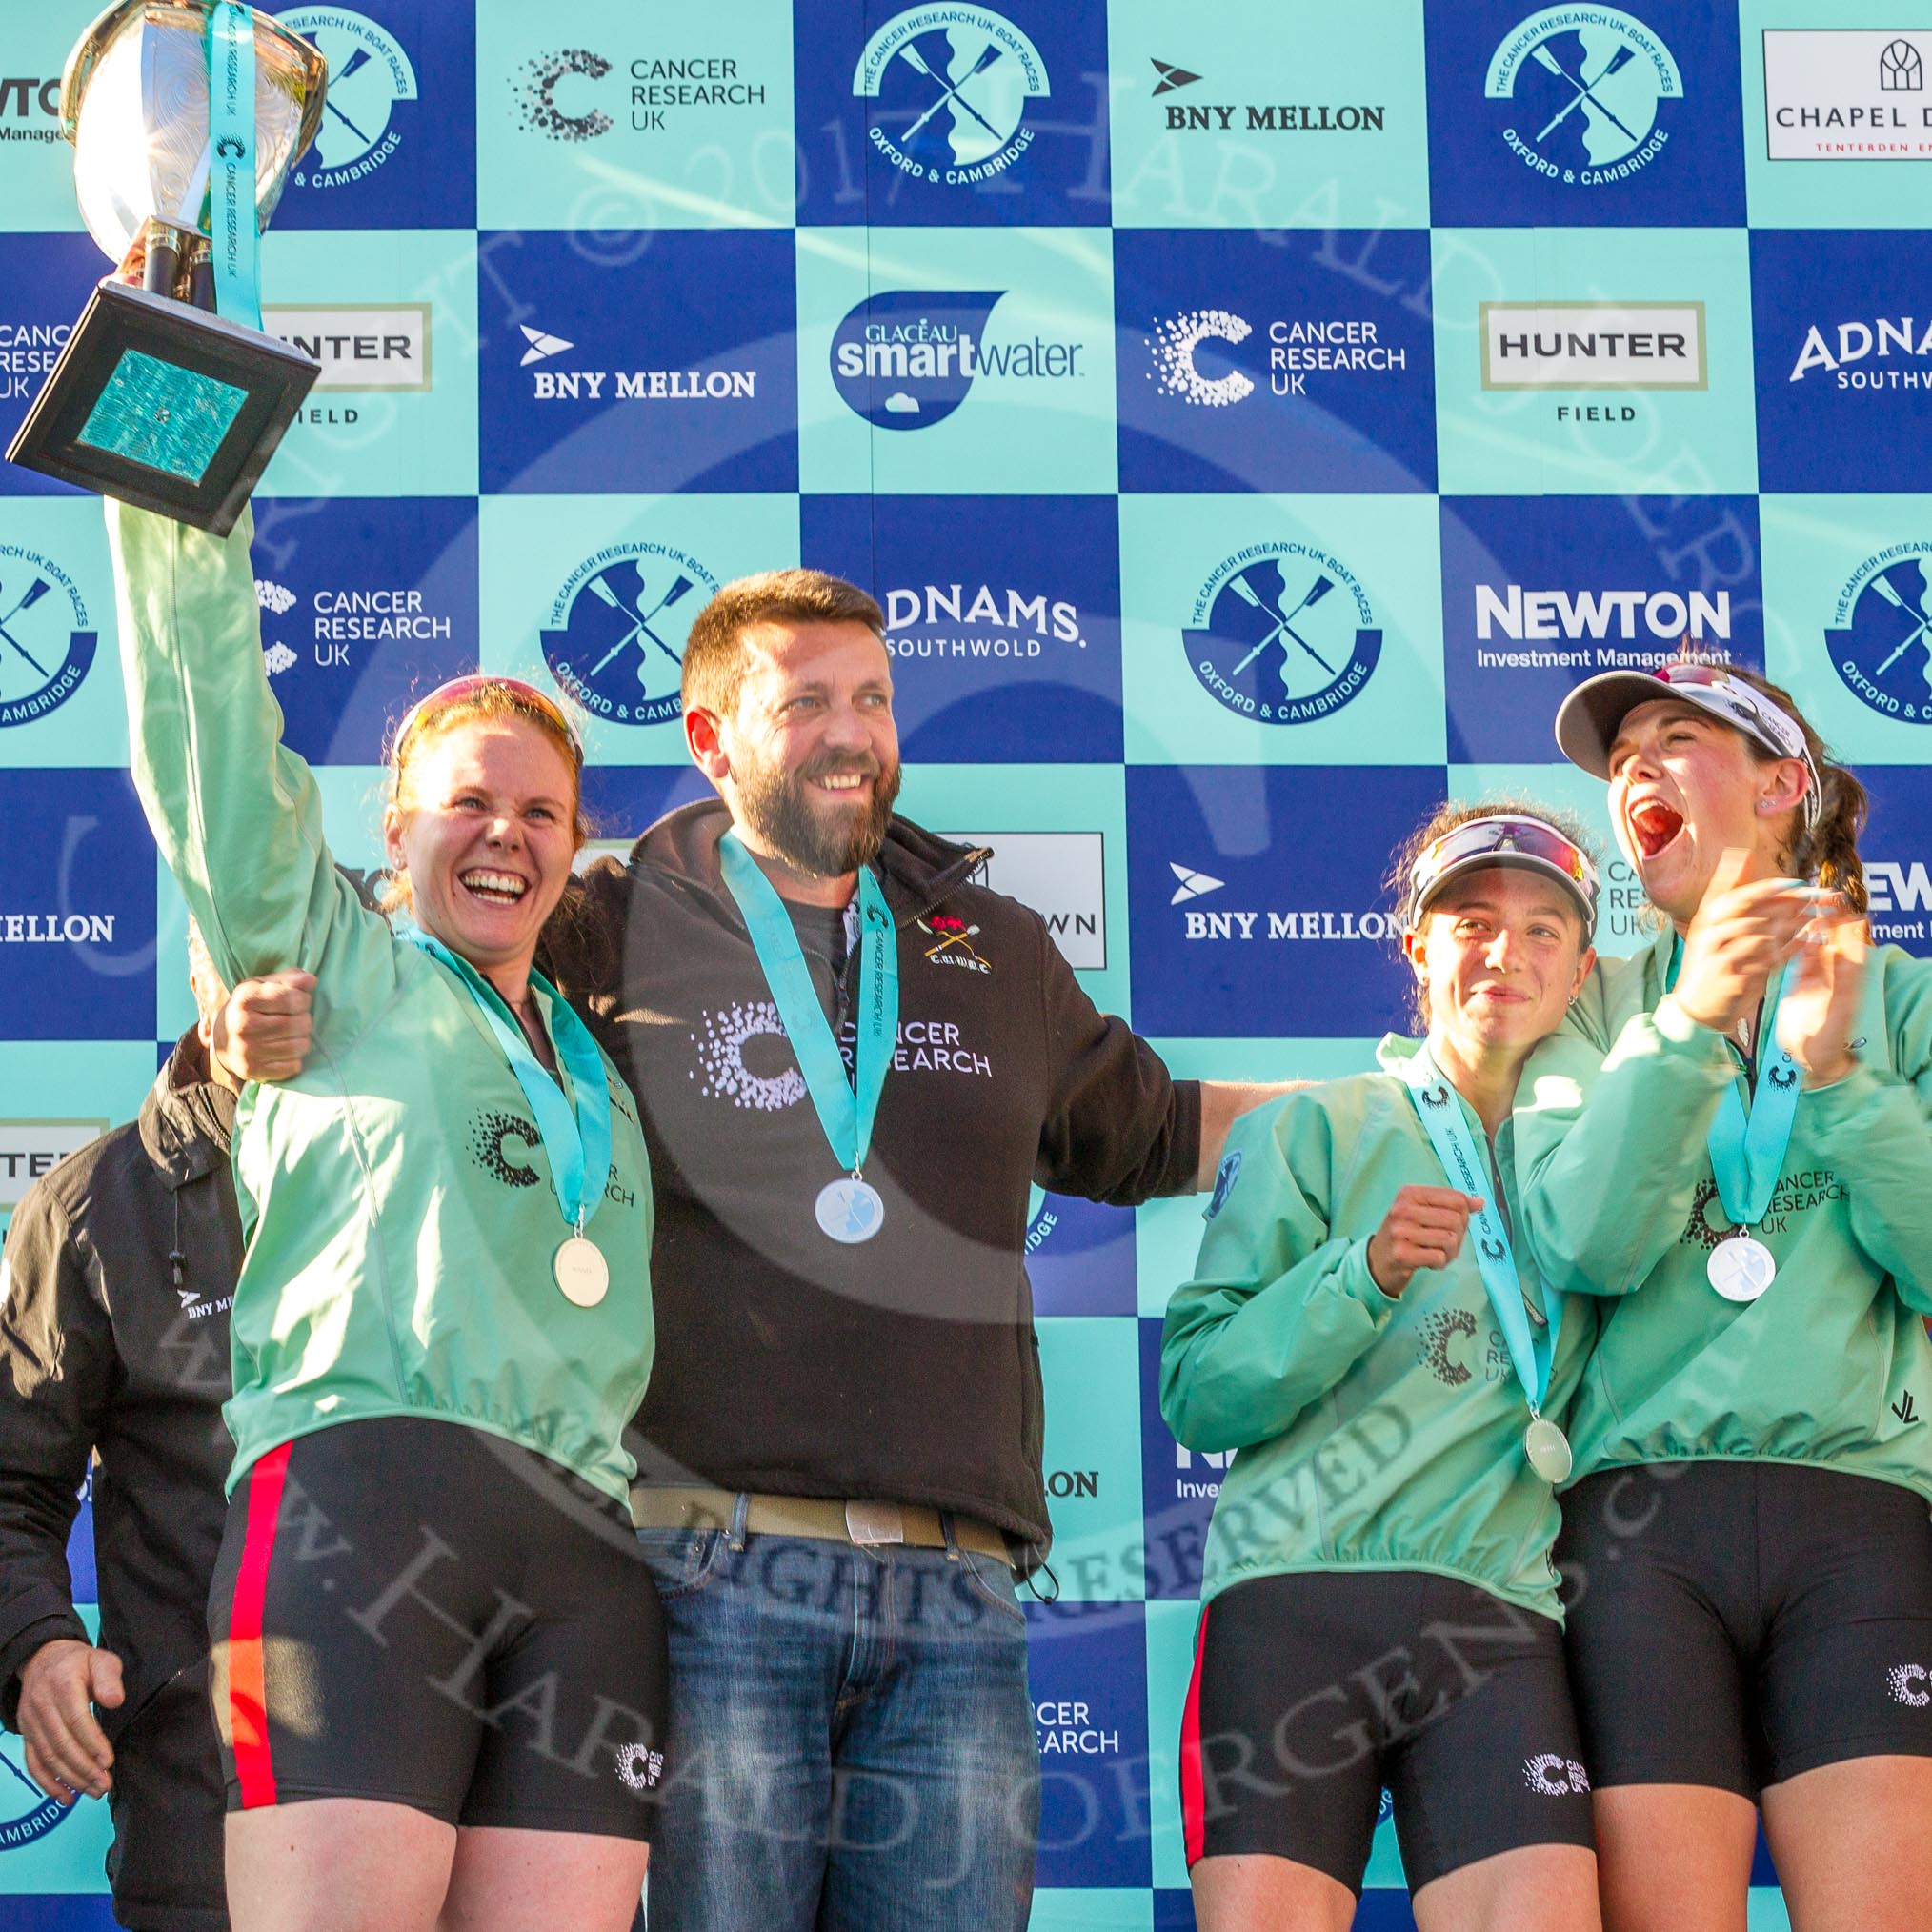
left=1516, top=661, right=1932, bottom=1932
left=101, top=503, right=665, bottom=1932
left=1163, top=802, right=1606, bottom=1932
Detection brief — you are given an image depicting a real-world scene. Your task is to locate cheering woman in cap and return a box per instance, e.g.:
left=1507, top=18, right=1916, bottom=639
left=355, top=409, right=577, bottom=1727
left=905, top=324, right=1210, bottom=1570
left=1164, top=800, right=1605, bottom=1931
left=1518, top=661, right=1932, bottom=1932
left=104, top=500, right=665, bottom=1932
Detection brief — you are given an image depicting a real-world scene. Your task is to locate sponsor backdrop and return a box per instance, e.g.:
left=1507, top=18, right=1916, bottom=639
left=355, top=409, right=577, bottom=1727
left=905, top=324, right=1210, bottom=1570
left=1, top=0, right=1928, bottom=1922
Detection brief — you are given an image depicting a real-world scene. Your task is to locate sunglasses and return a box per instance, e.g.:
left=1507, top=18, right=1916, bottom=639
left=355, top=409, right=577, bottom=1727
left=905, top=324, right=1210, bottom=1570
left=1408, top=815, right=1600, bottom=931
left=392, top=674, right=585, bottom=768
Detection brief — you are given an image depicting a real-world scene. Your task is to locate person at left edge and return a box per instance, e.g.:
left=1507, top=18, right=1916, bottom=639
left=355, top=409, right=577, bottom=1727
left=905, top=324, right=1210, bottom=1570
left=0, top=928, right=240, bottom=1932
left=1162, top=802, right=1606, bottom=1932
left=103, top=500, right=663, bottom=1932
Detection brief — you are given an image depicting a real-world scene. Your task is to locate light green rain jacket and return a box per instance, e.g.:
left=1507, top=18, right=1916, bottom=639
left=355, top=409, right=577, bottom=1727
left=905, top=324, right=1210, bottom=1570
left=1161, top=1036, right=1598, bottom=1624
left=1514, top=924, right=1932, bottom=1501
left=107, top=503, right=654, bottom=1505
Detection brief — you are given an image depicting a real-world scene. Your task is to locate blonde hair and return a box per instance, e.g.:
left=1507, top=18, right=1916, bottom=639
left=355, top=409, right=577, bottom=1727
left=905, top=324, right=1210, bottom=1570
left=378, top=681, right=591, bottom=915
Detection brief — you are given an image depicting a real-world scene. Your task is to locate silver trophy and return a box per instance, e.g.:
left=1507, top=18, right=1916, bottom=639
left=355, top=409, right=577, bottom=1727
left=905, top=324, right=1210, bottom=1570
left=8, top=1, right=328, bottom=533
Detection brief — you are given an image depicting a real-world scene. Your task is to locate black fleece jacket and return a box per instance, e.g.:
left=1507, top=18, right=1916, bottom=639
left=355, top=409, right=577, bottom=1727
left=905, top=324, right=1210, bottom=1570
left=0, top=1034, right=238, bottom=1931
left=545, top=803, right=1200, bottom=1557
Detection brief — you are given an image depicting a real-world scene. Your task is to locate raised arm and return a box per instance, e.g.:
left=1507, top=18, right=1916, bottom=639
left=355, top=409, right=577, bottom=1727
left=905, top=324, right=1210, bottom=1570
left=106, top=503, right=392, bottom=1040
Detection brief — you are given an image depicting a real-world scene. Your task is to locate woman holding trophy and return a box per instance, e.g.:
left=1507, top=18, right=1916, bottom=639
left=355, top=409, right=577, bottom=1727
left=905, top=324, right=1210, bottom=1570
left=1163, top=801, right=1606, bottom=1931
left=106, top=492, right=668, bottom=1932
left=1517, top=662, right=1932, bottom=1932
left=42, top=8, right=669, bottom=1931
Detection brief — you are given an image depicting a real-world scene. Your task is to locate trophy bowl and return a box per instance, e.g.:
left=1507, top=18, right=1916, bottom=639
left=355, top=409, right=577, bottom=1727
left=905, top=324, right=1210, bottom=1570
left=6, top=1, right=329, bottom=534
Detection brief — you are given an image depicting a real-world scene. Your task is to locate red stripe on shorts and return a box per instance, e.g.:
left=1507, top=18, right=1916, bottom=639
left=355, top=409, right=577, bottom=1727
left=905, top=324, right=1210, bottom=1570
left=228, top=1441, right=292, bottom=1808
left=1180, top=1603, right=1211, bottom=1867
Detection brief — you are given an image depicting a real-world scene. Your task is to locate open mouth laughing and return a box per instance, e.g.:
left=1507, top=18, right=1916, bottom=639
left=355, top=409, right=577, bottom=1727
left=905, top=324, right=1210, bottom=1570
left=1627, top=797, right=1684, bottom=861
left=459, top=868, right=530, bottom=907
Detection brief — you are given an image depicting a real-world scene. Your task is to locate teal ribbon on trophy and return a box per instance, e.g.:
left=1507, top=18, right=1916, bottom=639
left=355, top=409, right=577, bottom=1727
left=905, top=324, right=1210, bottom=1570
left=206, top=1, right=263, bottom=331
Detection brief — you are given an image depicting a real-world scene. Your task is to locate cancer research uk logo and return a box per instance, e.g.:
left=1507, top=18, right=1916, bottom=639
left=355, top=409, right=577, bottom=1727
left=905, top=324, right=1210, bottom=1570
left=1826, top=548, right=1932, bottom=723
left=513, top=49, right=769, bottom=142
left=853, top=6, right=1050, bottom=187
left=1183, top=544, right=1380, bottom=724
left=830, top=290, right=1082, bottom=430
left=1485, top=7, right=1682, bottom=188
left=540, top=544, right=720, bottom=728
left=280, top=9, right=417, bottom=190
left=1147, top=309, right=1407, bottom=407
left=0, top=546, right=96, bottom=730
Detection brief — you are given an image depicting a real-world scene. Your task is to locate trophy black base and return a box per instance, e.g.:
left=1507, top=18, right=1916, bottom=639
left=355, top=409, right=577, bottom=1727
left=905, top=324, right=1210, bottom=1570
left=6, top=279, right=319, bottom=537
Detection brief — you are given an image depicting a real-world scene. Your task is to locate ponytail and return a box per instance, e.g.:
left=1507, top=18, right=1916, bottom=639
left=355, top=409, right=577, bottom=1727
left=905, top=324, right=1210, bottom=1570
left=1718, top=665, right=1869, bottom=916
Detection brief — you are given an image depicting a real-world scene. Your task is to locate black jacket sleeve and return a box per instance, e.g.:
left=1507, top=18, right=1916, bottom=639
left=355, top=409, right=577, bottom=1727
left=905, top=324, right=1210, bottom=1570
left=0, top=1184, right=110, bottom=1726
left=1033, top=914, right=1202, bottom=1204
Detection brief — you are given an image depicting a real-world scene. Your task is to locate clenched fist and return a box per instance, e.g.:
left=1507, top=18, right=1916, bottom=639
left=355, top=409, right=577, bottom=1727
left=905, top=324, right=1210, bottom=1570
left=1365, top=1185, right=1485, bottom=1298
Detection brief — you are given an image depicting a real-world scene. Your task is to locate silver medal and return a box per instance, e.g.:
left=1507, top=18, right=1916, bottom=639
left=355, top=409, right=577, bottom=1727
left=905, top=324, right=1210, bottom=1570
left=815, top=1177, right=885, bottom=1245
left=553, top=1235, right=611, bottom=1307
left=1524, top=1416, right=1573, bottom=1485
left=1706, top=1235, right=1776, bottom=1303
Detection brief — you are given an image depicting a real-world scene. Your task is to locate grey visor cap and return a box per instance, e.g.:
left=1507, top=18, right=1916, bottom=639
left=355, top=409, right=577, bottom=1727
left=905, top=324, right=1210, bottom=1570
left=1412, top=850, right=1598, bottom=934
left=1555, top=669, right=1774, bottom=778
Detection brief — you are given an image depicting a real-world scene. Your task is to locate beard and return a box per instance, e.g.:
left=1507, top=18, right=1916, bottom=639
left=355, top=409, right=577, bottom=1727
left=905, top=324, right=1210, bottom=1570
left=734, top=748, right=902, bottom=878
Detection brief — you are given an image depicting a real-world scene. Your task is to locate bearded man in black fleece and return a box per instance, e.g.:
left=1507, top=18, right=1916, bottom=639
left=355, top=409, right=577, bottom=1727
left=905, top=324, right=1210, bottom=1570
left=1, top=928, right=241, bottom=1932
left=217, top=568, right=1291, bottom=1932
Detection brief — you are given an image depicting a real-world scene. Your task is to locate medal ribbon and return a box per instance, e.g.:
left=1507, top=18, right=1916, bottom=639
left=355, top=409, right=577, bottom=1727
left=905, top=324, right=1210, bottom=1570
left=401, top=928, right=612, bottom=1231
left=206, top=3, right=263, bottom=330
left=1667, top=942, right=1801, bottom=1229
left=1400, top=1050, right=1561, bottom=1417
left=718, top=830, right=898, bottom=1177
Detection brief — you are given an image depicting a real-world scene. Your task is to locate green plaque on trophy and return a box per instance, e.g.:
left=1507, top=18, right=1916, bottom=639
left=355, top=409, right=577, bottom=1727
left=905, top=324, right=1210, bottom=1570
left=6, top=2, right=329, bottom=534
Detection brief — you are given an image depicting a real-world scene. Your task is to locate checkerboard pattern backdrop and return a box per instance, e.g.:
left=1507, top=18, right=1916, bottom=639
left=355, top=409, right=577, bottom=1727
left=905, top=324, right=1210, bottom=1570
left=4, top=1, right=1931, bottom=1922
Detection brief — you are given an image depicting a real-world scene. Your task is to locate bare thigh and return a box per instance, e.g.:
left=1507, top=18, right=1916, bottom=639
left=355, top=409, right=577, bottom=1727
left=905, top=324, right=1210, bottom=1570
left=1412, top=1842, right=1601, bottom=1932
left=438, top=1826, right=648, bottom=1932
left=1190, top=1850, right=1356, bottom=1932
left=227, top=1798, right=456, bottom=1932
left=1589, top=1784, right=1759, bottom=1932
left=1762, top=1755, right=1932, bottom=1932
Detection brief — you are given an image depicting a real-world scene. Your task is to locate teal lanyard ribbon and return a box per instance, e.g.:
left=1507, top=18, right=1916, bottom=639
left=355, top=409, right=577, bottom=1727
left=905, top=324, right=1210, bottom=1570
left=206, top=3, right=263, bottom=330
left=717, top=830, right=899, bottom=1177
left=1401, top=1050, right=1562, bottom=1417
left=1666, top=941, right=1801, bottom=1229
left=401, top=927, right=613, bottom=1231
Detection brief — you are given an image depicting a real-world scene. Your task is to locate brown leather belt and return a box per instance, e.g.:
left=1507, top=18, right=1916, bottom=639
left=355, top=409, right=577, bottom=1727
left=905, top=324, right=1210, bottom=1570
left=628, top=1484, right=1011, bottom=1561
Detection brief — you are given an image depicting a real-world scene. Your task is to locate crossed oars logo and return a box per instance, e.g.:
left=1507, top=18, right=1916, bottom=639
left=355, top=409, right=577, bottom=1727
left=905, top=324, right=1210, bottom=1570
left=584, top=570, right=696, bottom=685
left=320, top=42, right=376, bottom=150
left=1530, top=38, right=1640, bottom=146
left=898, top=39, right=1007, bottom=144
left=0, top=574, right=54, bottom=690
left=1871, top=571, right=1932, bottom=678
left=1226, top=569, right=1338, bottom=679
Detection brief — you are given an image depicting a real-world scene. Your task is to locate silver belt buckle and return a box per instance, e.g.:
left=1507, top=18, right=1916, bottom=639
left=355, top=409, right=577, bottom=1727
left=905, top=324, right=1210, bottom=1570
left=844, top=1499, right=905, bottom=1546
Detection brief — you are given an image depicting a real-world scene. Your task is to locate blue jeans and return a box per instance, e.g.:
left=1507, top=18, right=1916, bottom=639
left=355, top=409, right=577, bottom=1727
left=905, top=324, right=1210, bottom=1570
left=634, top=1517, right=1039, bottom=1932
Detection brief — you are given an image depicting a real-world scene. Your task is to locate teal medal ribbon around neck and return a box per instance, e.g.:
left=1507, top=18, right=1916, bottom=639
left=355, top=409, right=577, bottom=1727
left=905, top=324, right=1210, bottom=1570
left=718, top=830, right=900, bottom=1244
left=1666, top=939, right=1801, bottom=1300
left=400, top=927, right=614, bottom=1271
left=206, top=3, right=264, bottom=331
left=1400, top=1049, right=1571, bottom=1482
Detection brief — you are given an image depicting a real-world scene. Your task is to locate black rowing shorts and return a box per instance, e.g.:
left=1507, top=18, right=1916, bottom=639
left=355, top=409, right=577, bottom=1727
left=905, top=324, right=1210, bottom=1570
left=1557, top=1459, right=1932, bottom=1798
left=207, top=1416, right=668, bottom=1837
left=1179, top=1569, right=1594, bottom=1897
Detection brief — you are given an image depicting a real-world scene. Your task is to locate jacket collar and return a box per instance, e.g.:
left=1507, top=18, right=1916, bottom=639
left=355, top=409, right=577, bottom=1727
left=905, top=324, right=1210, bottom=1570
left=626, top=797, right=992, bottom=929
left=138, top=1031, right=237, bottom=1191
